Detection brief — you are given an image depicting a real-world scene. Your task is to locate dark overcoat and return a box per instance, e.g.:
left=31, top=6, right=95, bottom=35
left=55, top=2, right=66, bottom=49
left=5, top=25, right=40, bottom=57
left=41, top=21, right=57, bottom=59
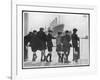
left=72, top=33, right=79, bottom=48
left=61, top=35, right=71, bottom=52
left=30, top=34, right=43, bottom=52
left=46, top=34, right=54, bottom=47
left=24, top=33, right=32, bottom=46
left=72, top=33, right=80, bottom=59
left=37, top=31, right=47, bottom=50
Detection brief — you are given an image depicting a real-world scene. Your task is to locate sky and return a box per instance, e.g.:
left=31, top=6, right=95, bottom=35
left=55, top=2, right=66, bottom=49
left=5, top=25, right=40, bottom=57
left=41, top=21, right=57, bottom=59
left=24, top=12, right=89, bottom=37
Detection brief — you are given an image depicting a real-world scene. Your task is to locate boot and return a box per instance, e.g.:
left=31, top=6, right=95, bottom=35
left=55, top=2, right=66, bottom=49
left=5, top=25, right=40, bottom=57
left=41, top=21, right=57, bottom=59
left=64, top=56, right=68, bottom=63
left=41, top=56, right=45, bottom=62
left=58, top=54, right=62, bottom=63
left=61, top=54, right=64, bottom=63
left=41, top=54, right=45, bottom=62
left=46, top=53, right=52, bottom=62
left=49, top=54, right=52, bottom=62
left=32, top=54, right=37, bottom=61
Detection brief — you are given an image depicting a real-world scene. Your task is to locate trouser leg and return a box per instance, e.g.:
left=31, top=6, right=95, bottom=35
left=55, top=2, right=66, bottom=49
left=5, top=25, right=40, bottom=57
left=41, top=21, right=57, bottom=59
left=73, top=47, right=78, bottom=63
left=49, top=53, right=52, bottom=62
left=41, top=50, right=45, bottom=62
left=57, top=52, right=61, bottom=62
left=32, top=52, right=37, bottom=61
left=64, top=52, right=67, bottom=62
left=41, top=52, right=43, bottom=61
left=61, top=53, right=64, bottom=63
left=46, top=52, right=52, bottom=62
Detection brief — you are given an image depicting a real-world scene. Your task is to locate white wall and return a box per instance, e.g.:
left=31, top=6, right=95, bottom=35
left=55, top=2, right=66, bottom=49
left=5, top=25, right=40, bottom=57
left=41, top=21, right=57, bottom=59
left=0, top=0, right=99, bottom=80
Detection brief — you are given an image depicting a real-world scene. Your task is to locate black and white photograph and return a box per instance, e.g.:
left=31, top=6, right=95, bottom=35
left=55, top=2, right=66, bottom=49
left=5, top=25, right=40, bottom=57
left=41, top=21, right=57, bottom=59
left=23, top=10, right=90, bottom=69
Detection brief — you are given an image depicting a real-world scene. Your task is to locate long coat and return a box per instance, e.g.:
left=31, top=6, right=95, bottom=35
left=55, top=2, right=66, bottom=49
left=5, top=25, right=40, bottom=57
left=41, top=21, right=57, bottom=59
left=56, top=35, right=62, bottom=51
left=37, top=31, right=47, bottom=50
left=72, top=33, right=80, bottom=59
left=46, top=34, right=54, bottom=47
left=24, top=32, right=32, bottom=46
left=24, top=33, right=32, bottom=60
left=30, top=34, right=43, bottom=52
left=61, top=35, right=71, bottom=52
left=72, top=33, right=79, bottom=48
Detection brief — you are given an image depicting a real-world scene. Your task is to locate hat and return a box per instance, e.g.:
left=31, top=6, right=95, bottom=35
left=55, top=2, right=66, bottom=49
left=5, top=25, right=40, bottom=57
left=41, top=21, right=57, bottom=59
left=33, top=30, right=37, bottom=33
left=40, top=27, right=44, bottom=31
left=65, top=30, right=69, bottom=33
left=73, top=28, right=77, bottom=32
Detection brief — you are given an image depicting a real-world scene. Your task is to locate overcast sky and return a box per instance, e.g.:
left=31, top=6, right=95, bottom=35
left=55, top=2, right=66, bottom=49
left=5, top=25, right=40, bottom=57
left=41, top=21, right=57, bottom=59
left=24, top=12, right=89, bottom=37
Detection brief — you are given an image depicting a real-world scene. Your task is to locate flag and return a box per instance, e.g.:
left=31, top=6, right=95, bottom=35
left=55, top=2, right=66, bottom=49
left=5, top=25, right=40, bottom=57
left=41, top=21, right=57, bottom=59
left=52, top=24, right=64, bottom=36
left=48, top=17, right=64, bottom=36
left=49, top=17, right=57, bottom=30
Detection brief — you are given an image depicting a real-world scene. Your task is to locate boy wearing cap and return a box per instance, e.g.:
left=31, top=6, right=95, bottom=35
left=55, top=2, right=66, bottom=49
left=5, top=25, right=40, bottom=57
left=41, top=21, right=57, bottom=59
left=46, top=30, right=55, bottom=62
left=56, top=32, right=63, bottom=63
left=72, top=28, right=80, bottom=63
left=37, top=28, right=47, bottom=62
left=61, top=30, right=71, bottom=63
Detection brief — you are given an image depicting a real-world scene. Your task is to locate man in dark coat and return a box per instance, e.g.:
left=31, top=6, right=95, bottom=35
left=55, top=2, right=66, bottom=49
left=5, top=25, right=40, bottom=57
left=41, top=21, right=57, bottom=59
left=24, top=32, right=32, bottom=61
left=61, top=30, right=71, bottom=63
left=72, top=28, right=80, bottom=63
left=37, top=28, right=47, bottom=62
left=29, top=30, right=43, bottom=61
left=46, top=30, right=55, bottom=62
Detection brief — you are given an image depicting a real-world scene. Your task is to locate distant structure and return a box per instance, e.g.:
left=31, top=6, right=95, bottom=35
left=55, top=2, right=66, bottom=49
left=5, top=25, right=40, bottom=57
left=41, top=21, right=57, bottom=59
left=81, top=35, right=88, bottom=39
left=48, top=16, right=64, bottom=36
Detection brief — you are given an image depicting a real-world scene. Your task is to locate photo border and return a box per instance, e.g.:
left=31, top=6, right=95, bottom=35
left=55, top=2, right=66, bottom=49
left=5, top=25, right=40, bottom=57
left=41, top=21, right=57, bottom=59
left=22, top=10, right=90, bottom=69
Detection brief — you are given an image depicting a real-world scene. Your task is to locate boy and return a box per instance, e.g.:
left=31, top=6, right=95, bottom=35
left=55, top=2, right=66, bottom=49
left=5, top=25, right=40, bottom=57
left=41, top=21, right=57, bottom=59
left=61, top=30, right=71, bottom=63
left=46, top=30, right=55, bottom=62
left=72, top=28, right=80, bottom=63
left=56, top=32, right=63, bottom=63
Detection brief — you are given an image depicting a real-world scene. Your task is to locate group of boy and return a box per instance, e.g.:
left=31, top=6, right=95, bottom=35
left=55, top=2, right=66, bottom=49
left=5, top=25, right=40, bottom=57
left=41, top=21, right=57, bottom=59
left=24, top=27, right=80, bottom=63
